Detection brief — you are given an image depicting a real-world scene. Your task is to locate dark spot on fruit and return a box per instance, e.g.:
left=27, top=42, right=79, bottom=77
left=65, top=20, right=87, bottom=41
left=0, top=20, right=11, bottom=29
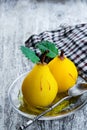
left=47, top=81, right=51, bottom=90
left=69, top=73, right=75, bottom=81
left=40, top=80, right=43, bottom=91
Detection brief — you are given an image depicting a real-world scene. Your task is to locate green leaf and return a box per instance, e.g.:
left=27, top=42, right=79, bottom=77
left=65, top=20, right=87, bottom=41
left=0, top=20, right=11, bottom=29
left=20, top=46, right=40, bottom=63
left=36, top=41, right=58, bottom=58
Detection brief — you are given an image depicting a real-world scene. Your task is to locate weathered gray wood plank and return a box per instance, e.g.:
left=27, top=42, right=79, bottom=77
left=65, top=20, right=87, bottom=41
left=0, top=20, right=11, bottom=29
left=0, top=0, right=87, bottom=130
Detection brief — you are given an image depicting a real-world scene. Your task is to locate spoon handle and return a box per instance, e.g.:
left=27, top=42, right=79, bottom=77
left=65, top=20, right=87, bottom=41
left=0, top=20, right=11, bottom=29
left=19, top=95, right=72, bottom=130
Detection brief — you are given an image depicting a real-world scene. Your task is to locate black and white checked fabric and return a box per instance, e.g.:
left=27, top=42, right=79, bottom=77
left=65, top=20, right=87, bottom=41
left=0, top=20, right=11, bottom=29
left=25, top=23, right=87, bottom=79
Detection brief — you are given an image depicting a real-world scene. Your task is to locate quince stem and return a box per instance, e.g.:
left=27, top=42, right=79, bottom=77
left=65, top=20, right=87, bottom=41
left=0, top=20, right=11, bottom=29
left=59, top=50, right=65, bottom=60
left=40, top=50, right=49, bottom=64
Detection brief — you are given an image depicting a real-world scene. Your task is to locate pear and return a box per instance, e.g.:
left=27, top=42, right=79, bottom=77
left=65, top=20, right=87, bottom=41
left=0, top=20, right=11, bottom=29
left=22, top=50, right=58, bottom=107
left=48, top=50, right=78, bottom=93
left=22, top=64, right=58, bottom=107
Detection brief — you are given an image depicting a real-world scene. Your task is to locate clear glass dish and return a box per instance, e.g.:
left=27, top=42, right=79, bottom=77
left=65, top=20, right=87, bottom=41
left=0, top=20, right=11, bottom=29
left=8, top=68, right=87, bottom=120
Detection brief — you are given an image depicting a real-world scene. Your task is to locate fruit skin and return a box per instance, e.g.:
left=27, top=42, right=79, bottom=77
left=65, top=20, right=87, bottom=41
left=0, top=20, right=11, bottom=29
left=22, top=64, right=58, bottom=107
left=48, top=56, right=78, bottom=93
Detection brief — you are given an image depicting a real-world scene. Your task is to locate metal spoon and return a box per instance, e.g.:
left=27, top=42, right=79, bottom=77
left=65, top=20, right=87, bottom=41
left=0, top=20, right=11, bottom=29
left=19, top=82, right=87, bottom=130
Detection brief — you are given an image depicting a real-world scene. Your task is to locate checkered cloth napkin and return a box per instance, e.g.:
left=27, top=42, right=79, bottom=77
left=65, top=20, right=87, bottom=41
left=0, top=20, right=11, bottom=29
left=25, top=23, right=87, bottom=80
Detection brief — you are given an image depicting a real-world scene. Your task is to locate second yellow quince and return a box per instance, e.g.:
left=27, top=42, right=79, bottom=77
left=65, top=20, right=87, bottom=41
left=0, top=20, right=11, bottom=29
left=48, top=51, right=78, bottom=93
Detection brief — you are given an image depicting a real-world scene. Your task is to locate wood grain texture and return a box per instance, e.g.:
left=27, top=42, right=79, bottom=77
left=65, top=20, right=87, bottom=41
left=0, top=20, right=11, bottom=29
left=0, top=0, right=87, bottom=130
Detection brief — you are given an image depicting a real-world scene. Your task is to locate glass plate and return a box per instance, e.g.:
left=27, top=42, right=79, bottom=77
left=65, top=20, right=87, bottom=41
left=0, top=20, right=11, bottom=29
left=8, top=68, right=87, bottom=120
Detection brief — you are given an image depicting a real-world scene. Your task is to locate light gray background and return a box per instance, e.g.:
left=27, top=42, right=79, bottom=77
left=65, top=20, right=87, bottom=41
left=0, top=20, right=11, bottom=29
left=0, top=0, right=87, bottom=130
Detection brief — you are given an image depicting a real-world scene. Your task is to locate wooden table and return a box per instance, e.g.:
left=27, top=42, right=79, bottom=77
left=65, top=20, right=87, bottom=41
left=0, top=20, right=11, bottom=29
left=0, top=0, right=87, bottom=130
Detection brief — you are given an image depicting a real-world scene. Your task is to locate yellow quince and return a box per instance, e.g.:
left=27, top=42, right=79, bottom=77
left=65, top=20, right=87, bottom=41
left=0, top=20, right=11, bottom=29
left=48, top=51, right=78, bottom=92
